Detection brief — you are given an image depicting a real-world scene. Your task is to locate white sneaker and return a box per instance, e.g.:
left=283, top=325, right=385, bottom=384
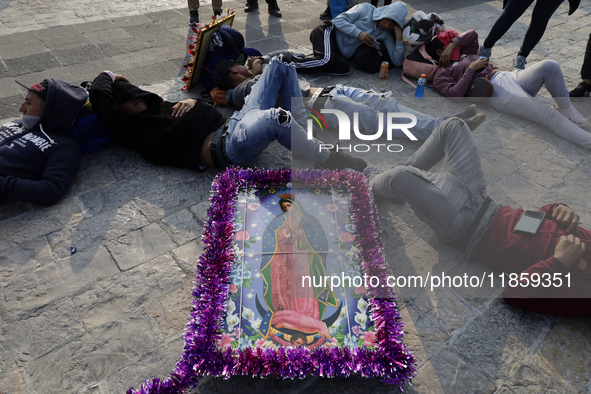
left=553, top=104, right=588, bottom=127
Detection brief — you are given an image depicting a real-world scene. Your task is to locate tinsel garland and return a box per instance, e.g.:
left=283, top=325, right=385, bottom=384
left=128, top=168, right=415, bottom=393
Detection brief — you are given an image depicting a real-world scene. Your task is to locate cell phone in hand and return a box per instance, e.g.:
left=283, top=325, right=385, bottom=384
left=514, top=210, right=546, bottom=234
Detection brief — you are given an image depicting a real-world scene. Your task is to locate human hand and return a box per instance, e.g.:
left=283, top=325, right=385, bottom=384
left=551, top=204, right=580, bottom=234
left=468, top=58, right=488, bottom=71
left=359, top=31, right=377, bottom=47
left=171, top=99, right=197, bottom=117
left=393, top=24, right=402, bottom=41
left=251, top=58, right=264, bottom=76
left=113, top=74, right=130, bottom=83
left=554, top=234, right=586, bottom=268
left=439, top=43, right=456, bottom=67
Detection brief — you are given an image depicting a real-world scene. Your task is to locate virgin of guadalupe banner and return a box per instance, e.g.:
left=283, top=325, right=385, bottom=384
left=127, top=168, right=415, bottom=394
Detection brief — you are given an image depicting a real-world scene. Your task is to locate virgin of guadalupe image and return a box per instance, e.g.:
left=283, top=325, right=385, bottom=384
left=256, top=194, right=341, bottom=349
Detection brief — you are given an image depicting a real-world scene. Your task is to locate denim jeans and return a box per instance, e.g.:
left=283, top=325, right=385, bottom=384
left=323, top=84, right=443, bottom=141
left=370, top=118, right=489, bottom=243
left=490, top=60, right=591, bottom=150
left=225, top=58, right=329, bottom=166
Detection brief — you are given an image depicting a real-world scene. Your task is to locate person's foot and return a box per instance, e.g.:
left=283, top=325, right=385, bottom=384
left=214, top=10, right=222, bottom=16
left=244, top=1, right=258, bottom=12
left=189, top=11, right=199, bottom=26
left=268, top=4, right=282, bottom=17
left=445, top=104, right=476, bottom=120
left=569, top=81, right=591, bottom=97
left=513, top=55, right=527, bottom=70
left=319, top=7, right=332, bottom=20
left=464, top=113, right=486, bottom=132
left=553, top=104, right=588, bottom=127
left=317, top=151, right=367, bottom=172
left=477, top=45, right=491, bottom=60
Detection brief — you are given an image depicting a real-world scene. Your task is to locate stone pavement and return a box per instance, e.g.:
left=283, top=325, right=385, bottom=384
left=1, top=0, right=591, bottom=393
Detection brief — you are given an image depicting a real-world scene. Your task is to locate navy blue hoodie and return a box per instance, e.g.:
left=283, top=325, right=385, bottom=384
left=0, top=79, right=87, bottom=206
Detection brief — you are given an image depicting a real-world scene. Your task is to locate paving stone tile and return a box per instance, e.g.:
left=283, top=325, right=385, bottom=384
left=67, top=163, right=118, bottom=197
left=171, top=239, right=203, bottom=274
left=189, top=200, right=212, bottom=225
left=73, top=254, right=186, bottom=330
left=488, top=173, right=549, bottom=209
left=2, top=299, right=85, bottom=361
left=0, top=40, right=48, bottom=60
left=134, top=179, right=213, bottom=221
left=496, top=354, right=573, bottom=394
left=0, top=198, right=30, bottom=222
left=145, top=280, right=193, bottom=340
left=0, top=370, right=28, bottom=394
left=95, top=36, right=149, bottom=57
left=161, top=208, right=203, bottom=245
left=516, top=157, right=572, bottom=189
left=75, top=176, right=166, bottom=218
left=535, top=317, right=591, bottom=391
left=3, top=52, right=60, bottom=77
left=77, top=19, right=118, bottom=33
left=453, top=299, right=552, bottom=385
left=0, top=237, right=53, bottom=284
left=124, top=60, right=183, bottom=85
left=85, top=27, right=134, bottom=44
left=47, top=202, right=149, bottom=259
left=406, top=348, right=496, bottom=394
left=41, top=33, right=93, bottom=51
left=99, top=336, right=184, bottom=394
left=0, top=197, right=81, bottom=247
left=7, top=66, right=77, bottom=88
left=25, top=310, right=162, bottom=394
left=51, top=43, right=107, bottom=66
left=0, top=340, right=19, bottom=379
left=105, top=223, right=177, bottom=271
left=2, top=246, right=119, bottom=319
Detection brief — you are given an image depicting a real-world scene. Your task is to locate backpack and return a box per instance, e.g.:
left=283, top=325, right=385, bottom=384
left=402, top=11, right=446, bottom=57
left=71, top=88, right=112, bottom=154
left=401, top=45, right=437, bottom=88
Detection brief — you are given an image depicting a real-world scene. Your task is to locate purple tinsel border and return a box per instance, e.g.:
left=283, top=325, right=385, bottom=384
left=127, top=168, right=415, bottom=393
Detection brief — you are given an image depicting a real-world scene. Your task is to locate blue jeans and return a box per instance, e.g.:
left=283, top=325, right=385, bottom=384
left=225, top=58, right=329, bottom=166
left=324, top=85, right=443, bottom=141
left=370, top=118, right=489, bottom=243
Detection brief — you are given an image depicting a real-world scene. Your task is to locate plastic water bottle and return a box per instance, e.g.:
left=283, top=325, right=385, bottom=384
left=415, top=74, right=426, bottom=99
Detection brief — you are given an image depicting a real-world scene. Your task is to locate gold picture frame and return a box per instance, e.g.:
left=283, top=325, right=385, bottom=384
left=181, top=11, right=236, bottom=91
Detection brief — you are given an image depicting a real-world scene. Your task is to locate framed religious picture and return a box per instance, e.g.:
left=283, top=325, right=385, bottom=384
left=181, top=11, right=236, bottom=91
left=128, top=168, right=415, bottom=393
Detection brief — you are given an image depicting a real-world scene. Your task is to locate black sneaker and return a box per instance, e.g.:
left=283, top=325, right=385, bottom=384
left=319, top=7, right=332, bottom=21
left=316, top=151, right=367, bottom=172
left=214, top=10, right=222, bottom=16
left=244, top=1, right=259, bottom=12
left=268, top=4, right=282, bottom=17
left=569, top=81, right=591, bottom=97
left=189, top=11, right=199, bottom=26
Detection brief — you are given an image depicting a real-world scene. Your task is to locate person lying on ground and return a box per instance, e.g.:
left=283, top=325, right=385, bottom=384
left=0, top=79, right=87, bottom=206
left=89, top=68, right=367, bottom=172
left=293, top=2, right=407, bottom=74
left=426, top=30, right=591, bottom=150
left=369, top=117, right=590, bottom=317
left=214, top=53, right=486, bottom=141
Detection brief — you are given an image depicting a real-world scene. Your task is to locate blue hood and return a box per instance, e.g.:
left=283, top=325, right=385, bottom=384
left=372, top=2, right=407, bottom=28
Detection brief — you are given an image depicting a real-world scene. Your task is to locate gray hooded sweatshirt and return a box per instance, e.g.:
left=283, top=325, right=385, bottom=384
left=333, top=2, right=408, bottom=67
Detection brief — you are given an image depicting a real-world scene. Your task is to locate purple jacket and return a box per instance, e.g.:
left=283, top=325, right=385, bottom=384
left=432, top=30, right=497, bottom=97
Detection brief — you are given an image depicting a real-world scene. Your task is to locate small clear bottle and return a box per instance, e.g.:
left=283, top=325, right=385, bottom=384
left=415, top=73, right=426, bottom=99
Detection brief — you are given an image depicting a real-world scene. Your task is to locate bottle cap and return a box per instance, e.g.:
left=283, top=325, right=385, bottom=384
left=420, top=74, right=426, bottom=78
